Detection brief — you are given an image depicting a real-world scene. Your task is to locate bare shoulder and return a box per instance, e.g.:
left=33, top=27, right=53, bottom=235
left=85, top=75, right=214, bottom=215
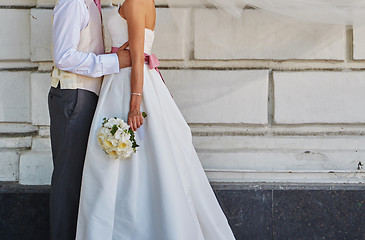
left=123, top=0, right=146, bottom=9
left=123, top=0, right=148, bottom=20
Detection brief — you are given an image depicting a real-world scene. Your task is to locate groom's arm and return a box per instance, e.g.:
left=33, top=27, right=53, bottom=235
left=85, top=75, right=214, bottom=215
left=52, top=0, right=125, bottom=78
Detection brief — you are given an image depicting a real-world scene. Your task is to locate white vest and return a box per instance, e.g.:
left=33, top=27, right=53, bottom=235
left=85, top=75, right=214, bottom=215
left=51, top=0, right=105, bottom=95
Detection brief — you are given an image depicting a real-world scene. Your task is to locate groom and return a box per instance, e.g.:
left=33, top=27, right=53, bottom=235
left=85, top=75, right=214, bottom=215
left=48, top=0, right=131, bottom=239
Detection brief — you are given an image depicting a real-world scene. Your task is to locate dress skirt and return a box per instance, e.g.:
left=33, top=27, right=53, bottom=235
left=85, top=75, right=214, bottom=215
left=75, top=65, right=236, bottom=240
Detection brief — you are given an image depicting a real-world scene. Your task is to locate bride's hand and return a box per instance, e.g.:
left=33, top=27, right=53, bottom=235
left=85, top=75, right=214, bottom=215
left=128, top=108, right=143, bottom=132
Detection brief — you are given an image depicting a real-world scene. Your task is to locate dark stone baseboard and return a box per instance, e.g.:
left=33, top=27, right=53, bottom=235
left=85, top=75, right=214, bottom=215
left=1, top=183, right=364, bottom=240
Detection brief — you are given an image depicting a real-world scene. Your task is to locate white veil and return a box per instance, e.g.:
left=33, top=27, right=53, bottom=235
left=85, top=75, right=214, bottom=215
left=159, top=0, right=365, bottom=62
left=242, top=0, right=365, bottom=26
left=165, top=0, right=365, bottom=26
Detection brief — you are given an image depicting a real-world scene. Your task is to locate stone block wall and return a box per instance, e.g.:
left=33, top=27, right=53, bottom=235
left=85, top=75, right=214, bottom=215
left=1, top=0, right=365, bottom=185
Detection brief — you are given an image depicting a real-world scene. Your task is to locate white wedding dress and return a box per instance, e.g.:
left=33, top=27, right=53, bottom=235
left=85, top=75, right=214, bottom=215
left=75, top=7, right=236, bottom=240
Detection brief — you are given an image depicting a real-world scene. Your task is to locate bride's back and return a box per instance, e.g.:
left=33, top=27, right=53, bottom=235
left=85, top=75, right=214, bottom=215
left=108, top=1, right=156, bottom=55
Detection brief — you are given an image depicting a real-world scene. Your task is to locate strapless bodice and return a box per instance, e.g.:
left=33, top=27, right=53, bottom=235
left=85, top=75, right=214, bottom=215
left=108, top=7, right=155, bottom=55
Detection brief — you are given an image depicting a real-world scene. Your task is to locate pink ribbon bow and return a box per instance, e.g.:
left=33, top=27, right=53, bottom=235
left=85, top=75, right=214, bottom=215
left=144, top=53, right=173, bottom=98
left=110, top=48, right=173, bottom=98
left=144, top=53, right=160, bottom=70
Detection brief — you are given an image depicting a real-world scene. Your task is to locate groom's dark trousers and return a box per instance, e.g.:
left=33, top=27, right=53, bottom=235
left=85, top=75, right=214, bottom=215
left=48, top=83, right=98, bottom=240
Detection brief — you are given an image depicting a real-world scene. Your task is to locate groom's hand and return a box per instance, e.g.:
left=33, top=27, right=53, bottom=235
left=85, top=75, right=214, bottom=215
left=117, top=42, right=131, bottom=69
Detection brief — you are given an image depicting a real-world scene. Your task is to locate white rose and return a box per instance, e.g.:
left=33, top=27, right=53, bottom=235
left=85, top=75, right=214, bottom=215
left=100, top=127, right=110, bottom=135
left=117, top=139, right=132, bottom=151
left=114, top=129, right=122, bottom=140
left=119, top=120, right=129, bottom=130
left=104, top=118, right=119, bottom=128
left=119, top=149, right=133, bottom=159
left=103, top=139, right=114, bottom=150
left=108, top=138, right=119, bottom=147
left=121, top=132, right=130, bottom=142
left=104, top=121, right=112, bottom=128
left=108, top=150, right=119, bottom=159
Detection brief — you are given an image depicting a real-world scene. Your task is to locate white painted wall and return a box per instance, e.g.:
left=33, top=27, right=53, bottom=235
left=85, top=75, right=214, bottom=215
left=0, top=0, right=364, bottom=185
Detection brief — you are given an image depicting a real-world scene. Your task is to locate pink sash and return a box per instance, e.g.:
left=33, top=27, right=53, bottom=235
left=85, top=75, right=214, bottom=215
left=111, top=47, right=173, bottom=98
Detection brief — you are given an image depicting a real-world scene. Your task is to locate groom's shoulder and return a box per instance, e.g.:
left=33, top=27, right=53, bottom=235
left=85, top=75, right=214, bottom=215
left=55, top=0, right=86, bottom=8
left=54, top=0, right=87, bottom=13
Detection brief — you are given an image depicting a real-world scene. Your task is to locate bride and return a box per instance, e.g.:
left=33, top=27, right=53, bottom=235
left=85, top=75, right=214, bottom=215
left=75, top=0, right=236, bottom=239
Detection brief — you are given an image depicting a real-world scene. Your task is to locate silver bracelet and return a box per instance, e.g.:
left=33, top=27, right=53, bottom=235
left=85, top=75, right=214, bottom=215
left=131, top=92, right=142, bottom=96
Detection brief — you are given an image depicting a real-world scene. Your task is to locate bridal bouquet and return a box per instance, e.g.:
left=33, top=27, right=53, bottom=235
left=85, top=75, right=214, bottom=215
left=97, top=117, right=139, bottom=159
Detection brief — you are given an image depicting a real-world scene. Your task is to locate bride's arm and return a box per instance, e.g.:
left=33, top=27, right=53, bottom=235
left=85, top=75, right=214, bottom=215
left=124, top=0, right=146, bottom=131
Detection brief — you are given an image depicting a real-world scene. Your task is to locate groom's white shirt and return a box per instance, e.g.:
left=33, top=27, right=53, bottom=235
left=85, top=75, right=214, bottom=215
left=53, top=0, right=119, bottom=78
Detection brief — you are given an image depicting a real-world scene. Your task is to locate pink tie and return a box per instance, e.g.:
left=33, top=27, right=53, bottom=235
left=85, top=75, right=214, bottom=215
left=94, top=0, right=102, bottom=15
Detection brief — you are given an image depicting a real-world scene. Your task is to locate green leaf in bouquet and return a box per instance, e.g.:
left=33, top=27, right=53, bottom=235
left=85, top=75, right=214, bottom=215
left=102, top=117, right=108, bottom=126
left=132, top=142, right=139, bottom=149
left=128, top=128, right=135, bottom=136
left=142, top=112, right=147, bottom=118
left=110, top=125, right=118, bottom=135
left=127, top=128, right=140, bottom=151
